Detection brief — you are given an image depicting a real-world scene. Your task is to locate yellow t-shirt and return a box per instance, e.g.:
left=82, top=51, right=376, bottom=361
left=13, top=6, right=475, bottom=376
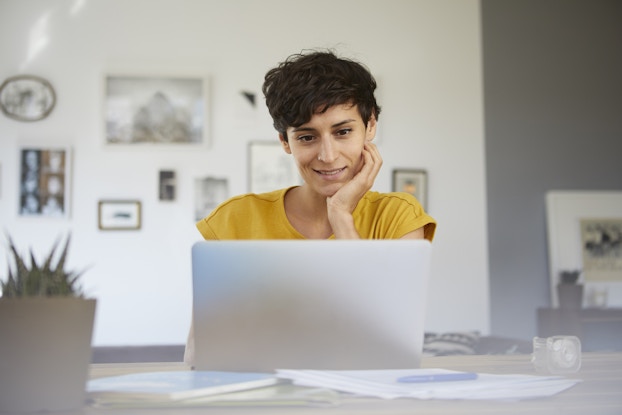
left=196, top=187, right=436, bottom=241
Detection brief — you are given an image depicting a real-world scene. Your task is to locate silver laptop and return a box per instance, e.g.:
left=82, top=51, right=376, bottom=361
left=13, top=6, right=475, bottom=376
left=191, top=239, right=432, bottom=371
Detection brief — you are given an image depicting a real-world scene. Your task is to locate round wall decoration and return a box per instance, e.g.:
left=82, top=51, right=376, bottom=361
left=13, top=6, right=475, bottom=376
left=0, top=75, right=56, bottom=122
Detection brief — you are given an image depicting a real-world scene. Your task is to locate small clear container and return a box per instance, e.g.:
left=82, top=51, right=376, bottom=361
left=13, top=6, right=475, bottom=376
left=532, top=335, right=581, bottom=374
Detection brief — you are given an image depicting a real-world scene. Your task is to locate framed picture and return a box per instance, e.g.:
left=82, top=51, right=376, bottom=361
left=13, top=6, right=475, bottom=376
left=98, top=200, right=141, bottom=230
left=0, top=75, right=56, bottom=122
left=194, top=177, right=229, bottom=221
left=158, top=170, right=176, bottom=201
left=104, top=74, right=208, bottom=145
left=546, top=191, right=622, bottom=308
left=19, top=146, right=71, bottom=218
left=580, top=218, right=622, bottom=282
left=392, top=168, right=428, bottom=211
left=248, top=141, right=301, bottom=193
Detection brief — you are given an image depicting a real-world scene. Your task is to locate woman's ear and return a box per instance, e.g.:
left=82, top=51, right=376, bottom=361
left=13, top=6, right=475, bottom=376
left=279, top=134, right=292, bottom=154
left=365, top=114, right=377, bottom=142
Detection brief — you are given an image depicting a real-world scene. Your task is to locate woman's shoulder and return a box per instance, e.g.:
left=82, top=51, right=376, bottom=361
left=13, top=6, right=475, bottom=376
left=363, top=190, right=421, bottom=206
left=221, top=188, right=286, bottom=206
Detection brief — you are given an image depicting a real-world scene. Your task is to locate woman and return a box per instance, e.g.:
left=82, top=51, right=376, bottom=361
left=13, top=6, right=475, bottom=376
left=186, top=50, right=436, bottom=364
left=196, top=50, right=435, bottom=241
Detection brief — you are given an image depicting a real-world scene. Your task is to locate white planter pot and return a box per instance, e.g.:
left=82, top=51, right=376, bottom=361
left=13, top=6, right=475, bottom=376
left=0, top=297, right=96, bottom=413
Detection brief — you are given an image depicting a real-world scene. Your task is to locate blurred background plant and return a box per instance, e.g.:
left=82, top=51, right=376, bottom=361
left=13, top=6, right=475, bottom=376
left=1, top=234, right=85, bottom=298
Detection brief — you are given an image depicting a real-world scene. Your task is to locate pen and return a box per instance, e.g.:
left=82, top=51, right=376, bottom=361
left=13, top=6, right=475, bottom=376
left=397, top=372, right=478, bottom=383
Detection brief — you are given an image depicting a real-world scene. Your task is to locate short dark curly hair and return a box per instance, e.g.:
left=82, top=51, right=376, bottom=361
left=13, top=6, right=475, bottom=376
left=262, top=50, right=381, bottom=141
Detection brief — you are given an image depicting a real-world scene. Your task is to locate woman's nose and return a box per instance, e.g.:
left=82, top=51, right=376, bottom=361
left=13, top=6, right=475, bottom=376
left=317, top=139, right=337, bottom=163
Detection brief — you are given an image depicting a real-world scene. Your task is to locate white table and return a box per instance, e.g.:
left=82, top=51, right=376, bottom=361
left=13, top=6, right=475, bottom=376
left=84, top=352, right=622, bottom=415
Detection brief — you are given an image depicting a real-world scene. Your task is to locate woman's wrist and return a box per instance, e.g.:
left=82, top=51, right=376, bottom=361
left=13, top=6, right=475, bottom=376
left=328, top=209, right=360, bottom=239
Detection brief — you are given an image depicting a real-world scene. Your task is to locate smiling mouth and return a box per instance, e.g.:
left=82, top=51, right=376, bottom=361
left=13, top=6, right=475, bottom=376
left=315, top=167, right=346, bottom=176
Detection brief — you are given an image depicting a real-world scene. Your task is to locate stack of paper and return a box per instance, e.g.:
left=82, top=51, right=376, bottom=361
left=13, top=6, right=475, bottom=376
left=87, top=371, right=341, bottom=408
left=276, top=368, right=581, bottom=401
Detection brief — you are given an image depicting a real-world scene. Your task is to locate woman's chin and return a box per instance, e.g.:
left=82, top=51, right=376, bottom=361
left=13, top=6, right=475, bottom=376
left=316, top=183, right=343, bottom=198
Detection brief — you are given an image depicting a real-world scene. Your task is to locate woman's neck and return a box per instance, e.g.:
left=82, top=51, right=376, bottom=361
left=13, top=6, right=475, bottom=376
left=284, top=186, right=333, bottom=239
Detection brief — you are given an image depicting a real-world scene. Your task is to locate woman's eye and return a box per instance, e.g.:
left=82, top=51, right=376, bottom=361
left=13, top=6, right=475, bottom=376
left=335, top=128, right=352, bottom=137
left=297, top=135, right=314, bottom=142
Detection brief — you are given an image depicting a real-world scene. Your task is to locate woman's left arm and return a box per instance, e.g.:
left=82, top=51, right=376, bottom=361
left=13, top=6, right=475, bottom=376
left=400, top=227, right=425, bottom=239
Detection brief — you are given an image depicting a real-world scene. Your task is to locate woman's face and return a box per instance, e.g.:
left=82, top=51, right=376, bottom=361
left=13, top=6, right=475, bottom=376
left=280, top=103, right=376, bottom=198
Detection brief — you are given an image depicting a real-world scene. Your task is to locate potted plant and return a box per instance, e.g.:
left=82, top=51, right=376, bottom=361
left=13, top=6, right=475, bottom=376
left=0, top=234, right=96, bottom=413
left=557, top=269, right=583, bottom=310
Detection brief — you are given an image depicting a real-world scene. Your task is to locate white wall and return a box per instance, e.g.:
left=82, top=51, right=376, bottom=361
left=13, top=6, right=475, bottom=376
left=0, top=0, right=489, bottom=345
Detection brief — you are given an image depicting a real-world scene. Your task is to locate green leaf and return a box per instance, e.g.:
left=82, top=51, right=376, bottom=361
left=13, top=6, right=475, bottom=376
left=1, top=233, right=85, bottom=298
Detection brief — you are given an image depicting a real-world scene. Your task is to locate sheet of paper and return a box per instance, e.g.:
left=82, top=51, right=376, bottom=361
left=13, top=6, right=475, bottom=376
left=276, top=368, right=581, bottom=401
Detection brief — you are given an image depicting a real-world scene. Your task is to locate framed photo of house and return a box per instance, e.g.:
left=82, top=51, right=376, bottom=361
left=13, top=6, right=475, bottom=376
left=392, top=168, right=428, bottom=210
left=104, top=74, right=208, bottom=146
left=98, top=200, right=141, bottom=230
left=248, top=141, right=301, bottom=193
left=18, top=146, right=71, bottom=218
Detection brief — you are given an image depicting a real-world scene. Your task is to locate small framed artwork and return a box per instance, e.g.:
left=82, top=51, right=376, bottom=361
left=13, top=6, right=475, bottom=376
left=104, top=74, right=208, bottom=145
left=0, top=75, right=56, bottom=122
left=98, top=200, right=141, bottom=230
left=194, top=177, right=229, bottom=221
left=19, top=146, right=71, bottom=218
left=248, top=141, right=301, bottom=193
left=158, top=170, right=176, bottom=201
left=392, top=168, right=428, bottom=210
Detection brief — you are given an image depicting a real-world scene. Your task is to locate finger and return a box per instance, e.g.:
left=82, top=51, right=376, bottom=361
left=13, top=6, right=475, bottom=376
left=364, top=143, right=383, bottom=177
left=352, top=145, right=379, bottom=189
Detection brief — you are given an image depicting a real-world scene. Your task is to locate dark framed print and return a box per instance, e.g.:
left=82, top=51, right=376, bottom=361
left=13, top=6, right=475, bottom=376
left=98, top=200, right=141, bottom=230
left=392, top=168, right=428, bottom=211
left=104, top=74, right=208, bottom=145
left=158, top=170, right=176, bottom=201
left=0, top=75, right=56, bottom=122
left=248, top=141, right=301, bottom=193
left=19, top=146, right=71, bottom=218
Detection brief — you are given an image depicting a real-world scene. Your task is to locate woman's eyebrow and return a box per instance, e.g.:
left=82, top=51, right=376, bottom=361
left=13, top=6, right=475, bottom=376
left=291, top=126, right=315, bottom=133
left=291, top=119, right=356, bottom=133
left=332, top=119, right=356, bottom=128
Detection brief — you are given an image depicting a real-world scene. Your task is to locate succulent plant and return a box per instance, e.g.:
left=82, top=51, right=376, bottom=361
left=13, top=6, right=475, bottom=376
left=1, top=233, right=85, bottom=298
left=559, top=269, right=581, bottom=285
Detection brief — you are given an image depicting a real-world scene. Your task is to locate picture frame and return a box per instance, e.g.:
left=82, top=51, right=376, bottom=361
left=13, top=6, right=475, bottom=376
left=194, top=177, right=229, bottom=221
left=158, top=170, right=176, bottom=201
left=18, top=146, right=72, bottom=218
left=248, top=141, right=301, bottom=193
left=98, top=200, right=141, bottom=230
left=104, top=74, right=208, bottom=146
left=392, top=168, right=428, bottom=211
left=0, top=75, right=56, bottom=122
left=546, top=191, right=622, bottom=308
left=580, top=218, right=622, bottom=282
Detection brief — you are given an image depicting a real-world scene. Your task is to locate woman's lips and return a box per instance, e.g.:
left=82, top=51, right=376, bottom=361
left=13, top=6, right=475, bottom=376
left=315, top=167, right=346, bottom=177
left=315, top=167, right=346, bottom=180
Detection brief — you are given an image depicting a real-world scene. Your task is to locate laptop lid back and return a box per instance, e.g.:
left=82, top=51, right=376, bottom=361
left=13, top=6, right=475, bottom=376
left=191, top=239, right=431, bottom=371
